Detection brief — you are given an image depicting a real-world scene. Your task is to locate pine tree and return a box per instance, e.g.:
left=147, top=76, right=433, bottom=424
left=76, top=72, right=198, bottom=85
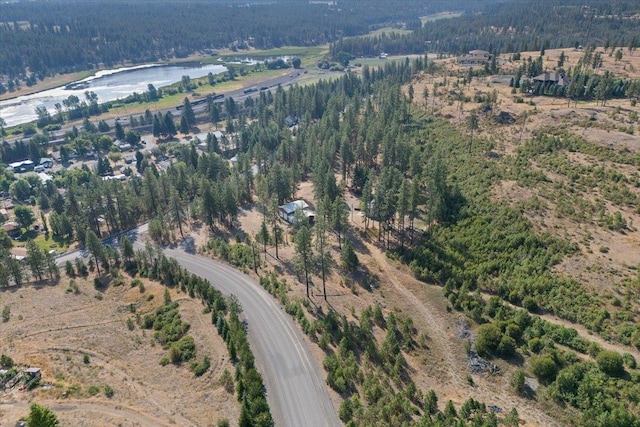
left=28, top=403, right=60, bottom=427
left=294, top=223, right=313, bottom=298
left=25, top=239, right=45, bottom=281
left=182, top=97, right=196, bottom=128
left=85, top=229, right=105, bottom=276
left=340, top=239, right=359, bottom=272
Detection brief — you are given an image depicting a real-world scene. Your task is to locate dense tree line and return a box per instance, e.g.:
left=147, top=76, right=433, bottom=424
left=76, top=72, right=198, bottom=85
left=331, top=0, right=640, bottom=58
left=0, top=0, right=491, bottom=78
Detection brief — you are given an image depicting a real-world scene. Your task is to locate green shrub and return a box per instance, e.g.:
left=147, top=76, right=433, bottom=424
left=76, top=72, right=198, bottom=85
left=530, top=354, right=558, bottom=383
left=511, top=369, right=525, bottom=394
left=86, top=385, right=100, bottom=396
left=192, top=356, right=211, bottom=377
left=104, top=385, right=114, bottom=398
left=596, top=350, right=624, bottom=377
left=0, top=354, right=14, bottom=368
left=475, top=323, right=502, bottom=357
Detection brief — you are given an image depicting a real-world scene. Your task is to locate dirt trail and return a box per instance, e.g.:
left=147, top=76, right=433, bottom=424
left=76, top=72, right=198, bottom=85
left=1, top=400, right=182, bottom=427
left=538, top=312, right=640, bottom=358
left=360, top=234, right=561, bottom=427
left=478, top=291, right=640, bottom=359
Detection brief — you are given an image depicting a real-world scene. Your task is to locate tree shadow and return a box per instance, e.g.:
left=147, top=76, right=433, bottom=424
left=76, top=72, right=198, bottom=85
left=93, top=274, right=113, bottom=293
left=343, top=228, right=371, bottom=255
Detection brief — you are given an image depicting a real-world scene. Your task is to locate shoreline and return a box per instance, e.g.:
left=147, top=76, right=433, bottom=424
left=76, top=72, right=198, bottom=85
left=0, top=47, right=308, bottom=103
left=0, top=56, right=213, bottom=103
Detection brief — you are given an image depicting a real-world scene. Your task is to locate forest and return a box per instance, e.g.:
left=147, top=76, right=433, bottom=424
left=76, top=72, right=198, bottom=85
left=0, top=0, right=491, bottom=79
left=331, top=0, right=640, bottom=59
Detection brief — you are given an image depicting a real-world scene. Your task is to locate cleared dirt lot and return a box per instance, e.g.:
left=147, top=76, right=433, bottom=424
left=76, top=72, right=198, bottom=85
left=0, top=276, right=239, bottom=426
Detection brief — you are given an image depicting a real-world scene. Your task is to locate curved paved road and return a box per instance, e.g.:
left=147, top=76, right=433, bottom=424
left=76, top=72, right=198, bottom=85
left=58, top=234, right=341, bottom=427
left=162, top=248, right=340, bottom=427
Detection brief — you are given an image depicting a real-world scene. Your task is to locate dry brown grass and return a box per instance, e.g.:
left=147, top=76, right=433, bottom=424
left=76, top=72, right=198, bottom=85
left=0, top=275, right=239, bottom=426
left=225, top=178, right=562, bottom=426
left=410, top=47, right=640, bottom=300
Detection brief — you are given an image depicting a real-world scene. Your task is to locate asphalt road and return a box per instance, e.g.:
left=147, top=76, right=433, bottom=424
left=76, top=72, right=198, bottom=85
left=57, top=227, right=341, bottom=427
left=163, top=247, right=341, bottom=427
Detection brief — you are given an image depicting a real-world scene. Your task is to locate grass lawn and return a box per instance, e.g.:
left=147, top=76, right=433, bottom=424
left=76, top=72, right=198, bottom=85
left=14, top=229, right=72, bottom=253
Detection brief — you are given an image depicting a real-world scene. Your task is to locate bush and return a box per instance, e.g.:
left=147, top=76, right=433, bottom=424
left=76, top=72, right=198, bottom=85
left=527, top=337, right=544, bottom=353
left=511, top=369, right=525, bottom=394
left=220, top=368, right=234, bottom=394
left=622, top=353, right=637, bottom=369
left=104, top=385, right=114, bottom=398
left=0, top=354, right=14, bottom=368
left=192, top=356, right=211, bottom=377
left=522, top=296, right=538, bottom=312
left=169, top=345, right=183, bottom=364
left=87, top=385, right=100, bottom=396
left=498, top=335, right=517, bottom=357
left=596, top=350, right=624, bottom=377
left=530, top=354, right=558, bottom=383
left=475, top=323, right=502, bottom=357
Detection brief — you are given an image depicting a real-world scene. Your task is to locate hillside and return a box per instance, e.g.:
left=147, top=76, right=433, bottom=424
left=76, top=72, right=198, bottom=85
left=0, top=276, right=239, bottom=426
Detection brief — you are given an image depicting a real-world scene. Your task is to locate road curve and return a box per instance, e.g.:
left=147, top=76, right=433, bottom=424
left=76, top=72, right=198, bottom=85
left=56, top=226, right=341, bottom=426
left=162, top=247, right=341, bottom=427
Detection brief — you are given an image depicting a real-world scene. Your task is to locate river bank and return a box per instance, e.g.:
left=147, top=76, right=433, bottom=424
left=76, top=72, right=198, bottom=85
left=0, top=51, right=224, bottom=103
left=0, top=71, right=93, bottom=102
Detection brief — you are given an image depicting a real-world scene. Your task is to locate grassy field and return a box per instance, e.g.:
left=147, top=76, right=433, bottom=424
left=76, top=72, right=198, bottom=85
left=420, top=11, right=462, bottom=25
left=361, top=27, right=413, bottom=38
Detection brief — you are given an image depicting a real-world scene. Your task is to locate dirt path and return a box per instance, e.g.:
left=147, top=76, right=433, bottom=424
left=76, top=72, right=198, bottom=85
left=478, top=291, right=640, bottom=359
left=1, top=400, right=177, bottom=427
left=359, top=232, right=561, bottom=427
left=538, top=312, right=640, bottom=358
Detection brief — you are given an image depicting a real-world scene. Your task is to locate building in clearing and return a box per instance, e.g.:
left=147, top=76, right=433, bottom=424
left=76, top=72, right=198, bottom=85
left=3, top=221, right=20, bottom=237
left=457, top=49, right=493, bottom=65
left=23, top=368, right=41, bottom=380
left=532, top=71, right=571, bottom=87
left=278, top=200, right=315, bottom=224
left=7, top=160, right=34, bottom=173
left=284, top=115, right=299, bottom=128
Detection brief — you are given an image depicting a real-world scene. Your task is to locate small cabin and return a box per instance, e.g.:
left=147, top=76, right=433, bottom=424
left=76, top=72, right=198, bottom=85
left=23, top=367, right=41, bottom=380
left=3, top=221, right=20, bottom=237
left=278, top=200, right=315, bottom=224
left=284, top=115, right=299, bottom=128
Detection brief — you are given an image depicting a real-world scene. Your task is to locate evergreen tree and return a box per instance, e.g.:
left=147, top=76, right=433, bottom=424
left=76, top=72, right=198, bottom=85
left=115, top=121, right=125, bottom=141
left=25, top=239, right=45, bottom=281
left=119, top=236, right=133, bottom=264
left=85, top=229, right=106, bottom=276
left=28, top=403, right=60, bottom=427
left=182, top=97, right=196, bottom=128
left=164, top=112, right=177, bottom=137
left=294, top=222, right=313, bottom=298
left=340, top=239, right=359, bottom=272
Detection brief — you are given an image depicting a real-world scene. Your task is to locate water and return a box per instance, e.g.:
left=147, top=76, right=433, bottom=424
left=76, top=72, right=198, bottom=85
left=223, top=55, right=295, bottom=65
left=0, top=62, right=227, bottom=127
